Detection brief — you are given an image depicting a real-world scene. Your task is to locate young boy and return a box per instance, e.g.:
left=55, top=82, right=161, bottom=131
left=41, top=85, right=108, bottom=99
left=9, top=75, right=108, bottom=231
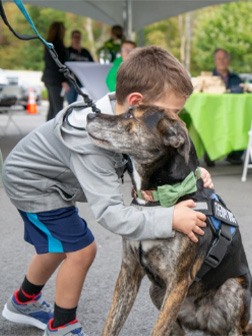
left=2, top=46, right=212, bottom=336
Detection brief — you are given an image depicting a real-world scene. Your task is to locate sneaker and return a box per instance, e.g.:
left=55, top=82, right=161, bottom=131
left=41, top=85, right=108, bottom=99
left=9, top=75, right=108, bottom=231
left=43, top=319, right=87, bottom=336
left=2, top=290, right=53, bottom=330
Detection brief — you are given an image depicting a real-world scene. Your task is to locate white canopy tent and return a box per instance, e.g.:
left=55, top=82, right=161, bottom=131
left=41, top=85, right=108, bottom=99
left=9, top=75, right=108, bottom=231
left=21, top=0, right=238, bottom=37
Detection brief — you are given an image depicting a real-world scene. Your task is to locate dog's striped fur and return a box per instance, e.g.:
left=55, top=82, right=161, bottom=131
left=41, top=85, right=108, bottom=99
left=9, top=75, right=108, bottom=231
left=87, top=105, right=252, bottom=335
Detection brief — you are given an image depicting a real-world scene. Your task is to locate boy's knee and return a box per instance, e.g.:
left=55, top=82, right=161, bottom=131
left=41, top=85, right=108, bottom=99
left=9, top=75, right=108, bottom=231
left=67, top=241, right=97, bottom=267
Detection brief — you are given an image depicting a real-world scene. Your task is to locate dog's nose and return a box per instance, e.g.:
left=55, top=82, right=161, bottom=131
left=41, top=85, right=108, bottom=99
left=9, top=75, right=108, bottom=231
left=87, top=113, right=97, bottom=121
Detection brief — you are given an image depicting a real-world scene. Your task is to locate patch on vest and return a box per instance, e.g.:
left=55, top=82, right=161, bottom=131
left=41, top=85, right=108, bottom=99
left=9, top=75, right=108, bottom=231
left=212, top=200, right=238, bottom=227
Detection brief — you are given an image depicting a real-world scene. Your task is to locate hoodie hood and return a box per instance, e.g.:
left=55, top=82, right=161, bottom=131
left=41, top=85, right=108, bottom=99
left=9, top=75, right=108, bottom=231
left=53, top=93, right=116, bottom=154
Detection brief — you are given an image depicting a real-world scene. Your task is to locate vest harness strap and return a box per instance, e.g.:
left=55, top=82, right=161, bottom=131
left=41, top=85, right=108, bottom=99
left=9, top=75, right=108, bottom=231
left=135, top=167, right=238, bottom=281
left=194, top=193, right=238, bottom=282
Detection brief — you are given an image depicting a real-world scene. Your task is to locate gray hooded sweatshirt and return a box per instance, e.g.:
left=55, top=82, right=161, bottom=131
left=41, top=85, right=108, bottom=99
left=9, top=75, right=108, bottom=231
left=3, top=93, right=175, bottom=241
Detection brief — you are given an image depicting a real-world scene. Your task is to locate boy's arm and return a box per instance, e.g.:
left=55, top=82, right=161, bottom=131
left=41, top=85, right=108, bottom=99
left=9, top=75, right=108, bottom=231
left=71, top=150, right=174, bottom=240
left=70, top=151, right=206, bottom=241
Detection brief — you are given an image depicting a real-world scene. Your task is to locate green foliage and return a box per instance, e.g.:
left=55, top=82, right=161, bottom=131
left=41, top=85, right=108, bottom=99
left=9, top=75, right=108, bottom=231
left=192, top=2, right=252, bottom=74
left=1, top=1, right=252, bottom=76
left=144, top=18, right=180, bottom=59
left=0, top=4, right=51, bottom=70
left=0, top=4, right=105, bottom=70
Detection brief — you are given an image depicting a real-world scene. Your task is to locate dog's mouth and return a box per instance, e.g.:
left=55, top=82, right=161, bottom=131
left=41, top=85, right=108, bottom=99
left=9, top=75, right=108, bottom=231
left=88, top=132, right=110, bottom=146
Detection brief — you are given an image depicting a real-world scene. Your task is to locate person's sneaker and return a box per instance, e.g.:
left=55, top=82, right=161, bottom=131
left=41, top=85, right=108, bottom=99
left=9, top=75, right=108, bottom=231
left=43, top=319, right=87, bottom=336
left=2, top=290, right=53, bottom=330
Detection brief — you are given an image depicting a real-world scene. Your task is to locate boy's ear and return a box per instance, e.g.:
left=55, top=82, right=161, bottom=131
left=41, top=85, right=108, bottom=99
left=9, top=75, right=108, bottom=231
left=127, top=92, right=143, bottom=106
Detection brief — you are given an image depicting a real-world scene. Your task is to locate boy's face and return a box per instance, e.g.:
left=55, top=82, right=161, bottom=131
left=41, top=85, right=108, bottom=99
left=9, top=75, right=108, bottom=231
left=116, top=90, right=187, bottom=116
left=150, top=90, right=187, bottom=115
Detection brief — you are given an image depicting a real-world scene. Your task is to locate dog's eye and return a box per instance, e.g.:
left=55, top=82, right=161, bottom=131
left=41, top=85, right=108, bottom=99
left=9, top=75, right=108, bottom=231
left=125, top=109, right=134, bottom=119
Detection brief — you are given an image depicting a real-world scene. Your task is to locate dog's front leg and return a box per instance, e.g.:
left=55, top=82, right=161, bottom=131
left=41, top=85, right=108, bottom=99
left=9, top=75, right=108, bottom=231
left=102, top=256, right=144, bottom=336
left=151, top=277, right=190, bottom=336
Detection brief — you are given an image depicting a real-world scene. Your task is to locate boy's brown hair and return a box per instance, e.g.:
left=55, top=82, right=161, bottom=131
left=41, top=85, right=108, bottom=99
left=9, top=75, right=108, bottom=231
left=116, top=46, right=193, bottom=104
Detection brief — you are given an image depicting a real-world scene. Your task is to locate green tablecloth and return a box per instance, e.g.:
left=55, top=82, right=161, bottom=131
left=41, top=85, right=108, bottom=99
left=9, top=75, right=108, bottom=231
left=180, top=93, right=252, bottom=160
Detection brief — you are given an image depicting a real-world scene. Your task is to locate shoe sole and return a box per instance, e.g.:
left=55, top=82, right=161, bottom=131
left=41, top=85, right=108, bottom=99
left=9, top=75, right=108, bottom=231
left=2, top=303, right=47, bottom=330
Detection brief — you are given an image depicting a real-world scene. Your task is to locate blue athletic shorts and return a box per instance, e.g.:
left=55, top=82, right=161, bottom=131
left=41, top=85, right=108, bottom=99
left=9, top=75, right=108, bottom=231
left=18, top=206, right=95, bottom=254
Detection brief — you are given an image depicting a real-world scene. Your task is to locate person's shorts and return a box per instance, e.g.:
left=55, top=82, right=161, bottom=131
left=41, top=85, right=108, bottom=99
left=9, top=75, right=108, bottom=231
left=18, top=206, right=95, bottom=254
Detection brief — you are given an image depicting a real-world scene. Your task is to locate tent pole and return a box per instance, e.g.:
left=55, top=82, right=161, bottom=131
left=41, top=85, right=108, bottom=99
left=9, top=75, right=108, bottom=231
left=124, top=0, right=133, bottom=39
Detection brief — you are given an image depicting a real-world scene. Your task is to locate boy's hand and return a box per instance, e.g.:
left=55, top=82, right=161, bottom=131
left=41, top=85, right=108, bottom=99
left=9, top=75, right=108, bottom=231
left=173, top=199, right=206, bottom=243
left=200, top=167, right=214, bottom=189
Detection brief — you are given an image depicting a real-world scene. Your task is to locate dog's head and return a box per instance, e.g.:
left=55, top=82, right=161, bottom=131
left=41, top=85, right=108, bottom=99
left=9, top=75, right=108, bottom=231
left=86, top=105, right=190, bottom=165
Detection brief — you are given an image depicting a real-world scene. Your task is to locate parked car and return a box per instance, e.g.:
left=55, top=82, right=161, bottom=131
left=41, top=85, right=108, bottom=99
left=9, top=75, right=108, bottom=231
left=0, top=69, right=42, bottom=109
left=0, top=70, right=17, bottom=108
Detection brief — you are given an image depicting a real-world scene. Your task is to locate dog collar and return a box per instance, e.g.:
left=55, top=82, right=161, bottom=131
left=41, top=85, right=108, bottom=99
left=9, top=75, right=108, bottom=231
left=137, top=168, right=201, bottom=208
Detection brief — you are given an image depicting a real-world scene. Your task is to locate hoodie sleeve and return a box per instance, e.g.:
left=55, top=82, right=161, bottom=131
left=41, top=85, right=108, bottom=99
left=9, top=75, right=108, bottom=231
left=70, top=148, right=175, bottom=241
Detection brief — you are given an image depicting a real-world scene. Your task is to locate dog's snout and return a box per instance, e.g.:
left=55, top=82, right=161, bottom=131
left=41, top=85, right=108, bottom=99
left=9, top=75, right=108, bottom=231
left=87, top=113, right=97, bottom=121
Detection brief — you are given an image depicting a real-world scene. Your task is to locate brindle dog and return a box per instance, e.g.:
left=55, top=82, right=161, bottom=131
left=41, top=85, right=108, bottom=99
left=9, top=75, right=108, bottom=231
left=86, top=105, right=252, bottom=336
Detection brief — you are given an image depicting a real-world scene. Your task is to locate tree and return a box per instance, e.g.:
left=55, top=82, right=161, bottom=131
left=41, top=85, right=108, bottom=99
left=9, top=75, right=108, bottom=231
left=0, top=3, right=110, bottom=70
left=2, top=1, right=252, bottom=76
left=143, top=17, right=181, bottom=59
left=192, top=2, right=252, bottom=75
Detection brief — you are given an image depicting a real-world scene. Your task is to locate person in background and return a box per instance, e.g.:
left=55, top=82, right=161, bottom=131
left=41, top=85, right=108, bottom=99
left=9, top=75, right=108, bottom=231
left=66, top=30, right=94, bottom=104
left=97, top=25, right=125, bottom=63
left=2, top=46, right=213, bottom=336
left=213, top=48, right=243, bottom=94
left=106, top=40, right=136, bottom=92
left=41, top=22, right=70, bottom=121
left=204, top=48, right=244, bottom=167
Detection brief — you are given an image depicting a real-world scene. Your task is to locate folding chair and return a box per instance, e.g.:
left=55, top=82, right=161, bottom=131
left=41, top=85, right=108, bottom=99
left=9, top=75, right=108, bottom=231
left=241, top=123, right=252, bottom=182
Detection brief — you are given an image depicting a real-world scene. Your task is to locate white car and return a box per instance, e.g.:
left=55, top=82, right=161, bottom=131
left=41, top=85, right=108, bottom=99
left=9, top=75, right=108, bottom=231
left=0, top=69, right=42, bottom=109
left=0, top=70, right=17, bottom=108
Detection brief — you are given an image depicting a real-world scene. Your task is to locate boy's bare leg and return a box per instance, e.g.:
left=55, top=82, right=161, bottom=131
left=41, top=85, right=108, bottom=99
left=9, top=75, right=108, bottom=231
left=26, top=253, right=66, bottom=285
left=55, top=241, right=97, bottom=308
left=23, top=241, right=97, bottom=309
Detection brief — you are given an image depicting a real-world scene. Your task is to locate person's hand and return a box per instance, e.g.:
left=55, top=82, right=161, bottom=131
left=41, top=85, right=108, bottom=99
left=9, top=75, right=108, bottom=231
left=200, top=167, right=214, bottom=189
left=62, top=82, right=70, bottom=93
left=140, top=190, right=154, bottom=202
left=173, top=199, right=206, bottom=243
left=132, top=188, right=155, bottom=202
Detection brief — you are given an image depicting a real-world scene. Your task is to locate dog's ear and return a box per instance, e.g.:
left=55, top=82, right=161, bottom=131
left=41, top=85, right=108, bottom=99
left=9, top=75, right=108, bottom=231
left=163, top=120, right=191, bottom=163
left=177, top=131, right=191, bottom=164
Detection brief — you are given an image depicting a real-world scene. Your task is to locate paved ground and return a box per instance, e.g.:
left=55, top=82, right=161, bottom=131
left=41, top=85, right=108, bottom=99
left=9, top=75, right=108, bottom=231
left=0, top=104, right=252, bottom=335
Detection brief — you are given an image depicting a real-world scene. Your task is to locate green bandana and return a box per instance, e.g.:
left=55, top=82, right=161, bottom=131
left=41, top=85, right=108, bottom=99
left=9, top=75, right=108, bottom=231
left=137, top=168, right=201, bottom=208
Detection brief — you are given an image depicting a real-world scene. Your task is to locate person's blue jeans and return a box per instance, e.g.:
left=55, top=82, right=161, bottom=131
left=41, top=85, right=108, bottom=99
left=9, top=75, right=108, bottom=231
left=66, top=83, right=78, bottom=104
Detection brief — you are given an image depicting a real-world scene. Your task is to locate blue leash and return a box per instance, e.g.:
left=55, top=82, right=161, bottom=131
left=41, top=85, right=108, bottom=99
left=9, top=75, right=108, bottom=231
left=0, top=0, right=101, bottom=113
left=13, top=0, right=53, bottom=49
